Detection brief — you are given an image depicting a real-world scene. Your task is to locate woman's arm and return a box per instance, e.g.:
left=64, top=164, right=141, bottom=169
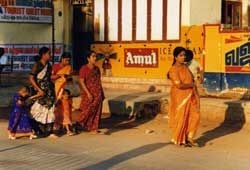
left=51, top=73, right=61, bottom=80
left=16, top=100, right=24, bottom=106
left=51, top=68, right=64, bottom=80
left=79, top=78, right=93, bottom=102
left=51, top=64, right=63, bottom=80
left=29, top=93, right=43, bottom=100
left=174, top=81, right=194, bottom=89
left=29, top=62, right=44, bottom=96
left=29, top=75, right=44, bottom=96
left=169, top=67, right=194, bottom=89
left=197, top=68, right=204, bottom=84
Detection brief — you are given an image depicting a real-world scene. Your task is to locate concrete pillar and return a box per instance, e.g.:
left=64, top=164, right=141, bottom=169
left=63, top=0, right=73, bottom=53
left=53, top=1, right=64, bottom=44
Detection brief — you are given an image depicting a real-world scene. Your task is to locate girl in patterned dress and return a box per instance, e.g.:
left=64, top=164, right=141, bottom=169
left=8, top=86, right=37, bottom=140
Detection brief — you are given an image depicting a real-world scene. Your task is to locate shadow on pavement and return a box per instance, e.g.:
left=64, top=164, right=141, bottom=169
left=196, top=101, right=245, bottom=147
left=0, top=107, right=11, bottom=120
left=78, top=142, right=170, bottom=170
left=100, top=115, right=153, bottom=135
left=0, top=144, right=30, bottom=153
left=101, top=96, right=161, bottom=135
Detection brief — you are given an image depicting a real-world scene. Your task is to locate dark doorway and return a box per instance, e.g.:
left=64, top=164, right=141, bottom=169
left=73, top=5, right=93, bottom=71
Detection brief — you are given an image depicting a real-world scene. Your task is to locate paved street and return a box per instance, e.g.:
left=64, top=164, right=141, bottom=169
left=1, top=73, right=250, bottom=170
left=2, top=0, right=250, bottom=169
left=1, top=116, right=250, bottom=170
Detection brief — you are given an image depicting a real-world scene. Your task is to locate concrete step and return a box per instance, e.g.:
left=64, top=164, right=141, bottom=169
left=200, top=97, right=250, bottom=123
left=72, top=90, right=250, bottom=124
left=101, top=77, right=170, bottom=92
left=70, top=76, right=207, bottom=96
left=2, top=73, right=248, bottom=124
left=73, top=90, right=169, bottom=119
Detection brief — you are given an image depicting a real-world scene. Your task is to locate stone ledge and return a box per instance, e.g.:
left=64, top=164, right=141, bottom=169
left=200, top=98, right=250, bottom=123
left=72, top=90, right=250, bottom=123
left=101, top=77, right=171, bottom=92
left=101, top=77, right=170, bottom=85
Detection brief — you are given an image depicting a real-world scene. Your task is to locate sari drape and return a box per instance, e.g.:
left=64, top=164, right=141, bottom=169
left=78, top=65, right=104, bottom=131
left=168, top=64, right=200, bottom=145
left=53, top=64, right=72, bottom=100
left=7, top=93, right=33, bottom=137
left=54, top=99, right=72, bottom=126
left=30, top=61, right=56, bottom=124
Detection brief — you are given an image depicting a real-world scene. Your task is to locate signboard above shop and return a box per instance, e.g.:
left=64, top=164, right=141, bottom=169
left=0, top=0, right=52, bottom=23
left=124, top=48, right=159, bottom=68
left=0, top=43, right=63, bottom=72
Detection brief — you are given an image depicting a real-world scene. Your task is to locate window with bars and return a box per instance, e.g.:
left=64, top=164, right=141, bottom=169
left=222, top=0, right=242, bottom=29
left=93, top=0, right=181, bottom=42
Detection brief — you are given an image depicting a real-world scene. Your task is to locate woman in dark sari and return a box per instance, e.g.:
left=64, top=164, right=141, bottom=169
left=76, top=51, right=104, bottom=134
left=29, top=47, right=57, bottom=138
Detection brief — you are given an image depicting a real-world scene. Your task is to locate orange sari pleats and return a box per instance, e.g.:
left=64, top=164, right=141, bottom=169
left=54, top=65, right=72, bottom=99
left=168, top=65, right=200, bottom=145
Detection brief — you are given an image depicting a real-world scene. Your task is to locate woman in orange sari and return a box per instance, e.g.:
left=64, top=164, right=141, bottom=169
left=51, top=52, right=72, bottom=100
left=168, top=47, right=200, bottom=147
left=51, top=52, right=72, bottom=129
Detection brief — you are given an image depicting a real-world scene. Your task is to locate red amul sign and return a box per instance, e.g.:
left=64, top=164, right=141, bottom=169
left=124, top=48, right=158, bottom=68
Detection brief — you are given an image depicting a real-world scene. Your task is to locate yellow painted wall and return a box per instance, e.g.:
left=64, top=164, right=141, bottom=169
left=91, top=26, right=204, bottom=79
left=203, top=25, right=222, bottom=72
left=92, top=24, right=250, bottom=78
left=204, top=25, right=250, bottom=73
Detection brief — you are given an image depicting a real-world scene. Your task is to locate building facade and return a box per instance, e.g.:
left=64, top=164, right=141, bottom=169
left=2, top=0, right=250, bottom=92
left=0, top=0, right=72, bottom=71
left=91, top=0, right=250, bottom=92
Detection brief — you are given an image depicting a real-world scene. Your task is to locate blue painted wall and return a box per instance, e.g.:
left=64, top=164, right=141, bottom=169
left=203, top=72, right=250, bottom=92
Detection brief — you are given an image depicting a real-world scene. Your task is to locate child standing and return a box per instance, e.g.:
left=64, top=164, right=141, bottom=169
left=55, top=89, right=74, bottom=136
left=7, top=86, right=37, bottom=140
left=185, top=49, right=204, bottom=84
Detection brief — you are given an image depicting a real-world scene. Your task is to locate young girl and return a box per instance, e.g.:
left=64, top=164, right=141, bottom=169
left=55, top=89, right=74, bottom=136
left=7, top=86, right=37, bottom=140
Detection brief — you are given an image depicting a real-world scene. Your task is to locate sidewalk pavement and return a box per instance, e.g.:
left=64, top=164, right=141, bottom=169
left=1, top=75, right=250, bottom=169
left=1, top=84, right=250, bottom=124
left=0, top=111, right=250, bottom=170
left=1, top=72, right=250, bottom=124
left=72, top=89, right=250, bottom=124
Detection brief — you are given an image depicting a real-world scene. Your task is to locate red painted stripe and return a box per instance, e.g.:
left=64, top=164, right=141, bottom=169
left=225, top=66, right=250, bottom=72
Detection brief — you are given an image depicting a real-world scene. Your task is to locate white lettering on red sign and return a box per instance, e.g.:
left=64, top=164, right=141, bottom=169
left=124, top=48, right=158, bottom=68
